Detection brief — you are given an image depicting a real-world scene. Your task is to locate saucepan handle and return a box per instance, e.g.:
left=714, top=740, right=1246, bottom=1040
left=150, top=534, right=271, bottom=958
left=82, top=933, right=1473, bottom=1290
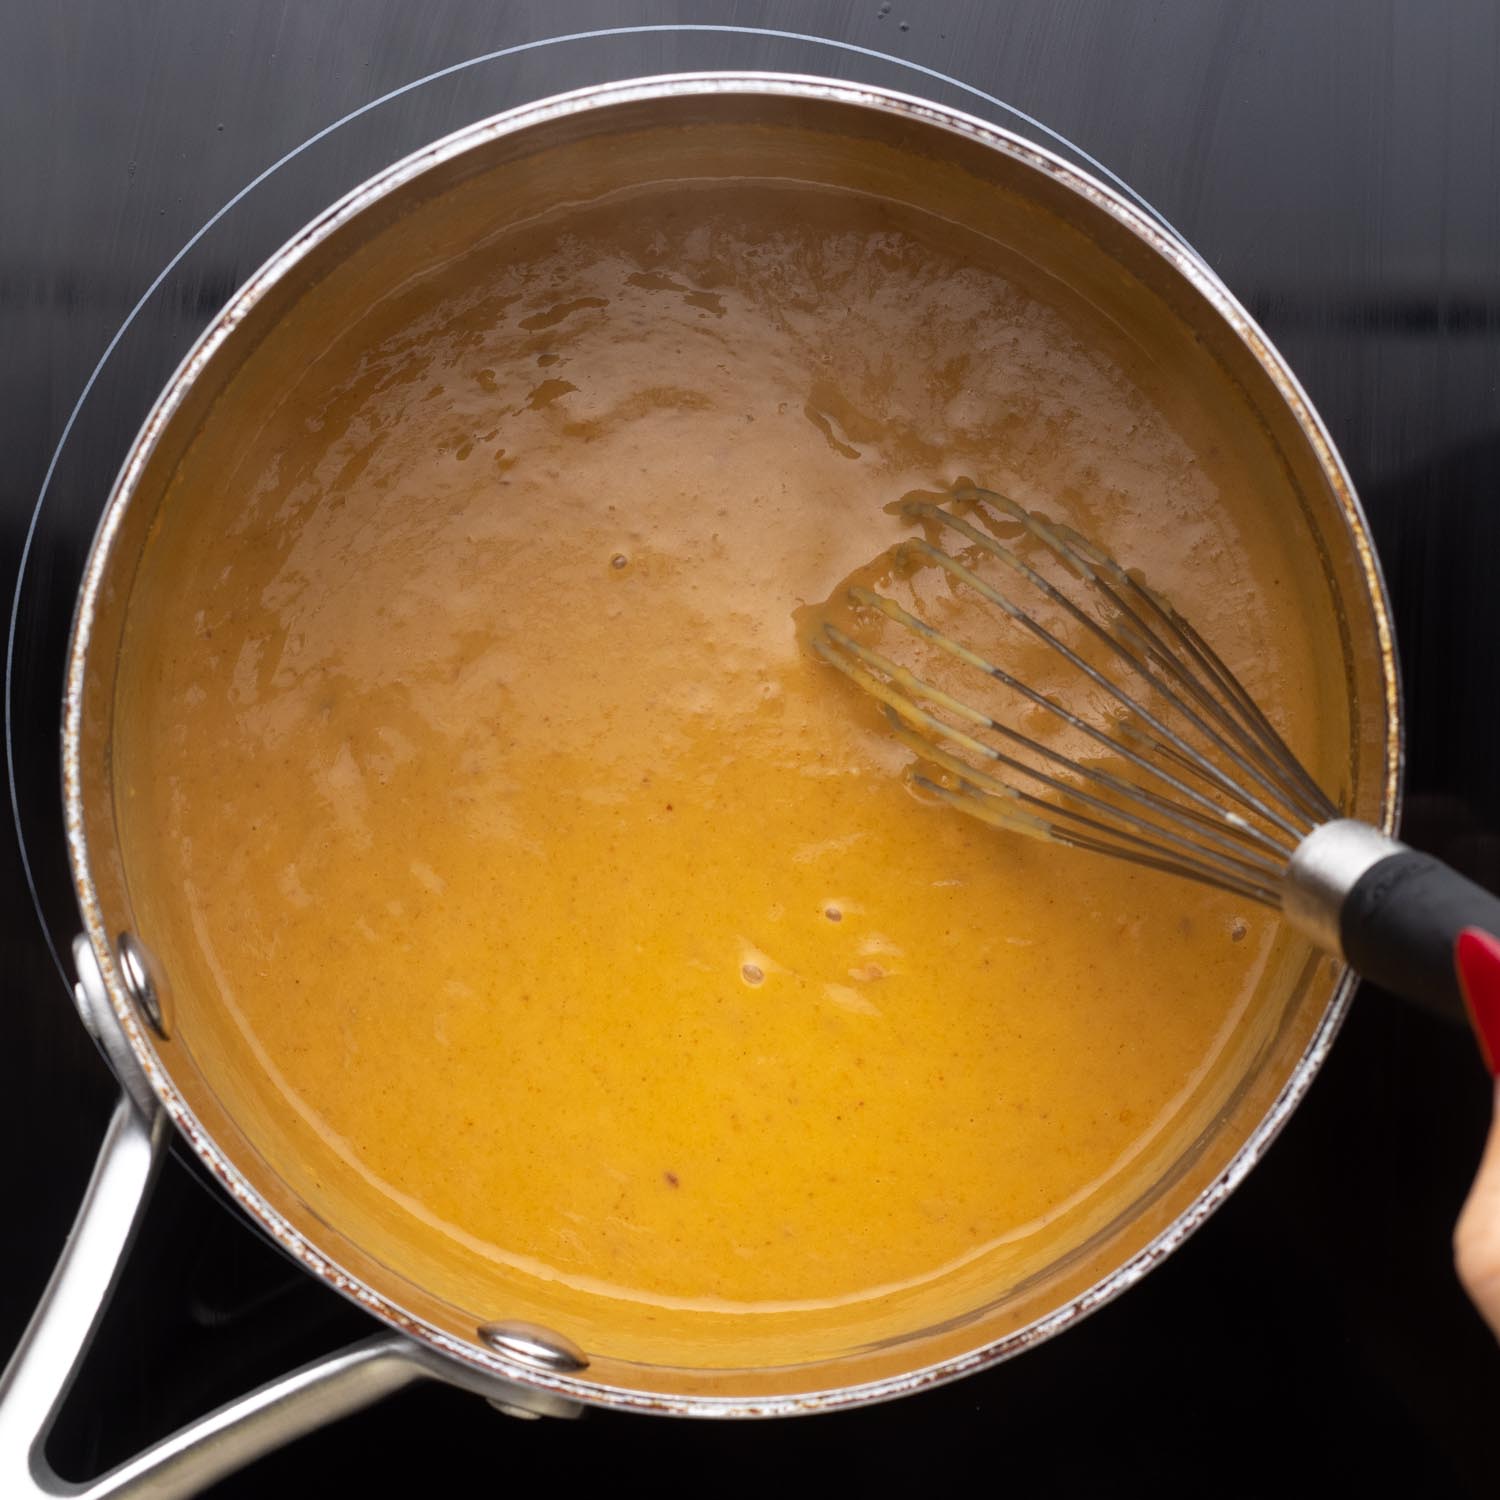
left=0, top=1094, right=437, bottom=1499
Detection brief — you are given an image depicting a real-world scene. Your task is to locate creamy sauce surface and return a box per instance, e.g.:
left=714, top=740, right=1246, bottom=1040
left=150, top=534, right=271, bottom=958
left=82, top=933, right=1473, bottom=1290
left=115, top=177, right=1330, bottom=1359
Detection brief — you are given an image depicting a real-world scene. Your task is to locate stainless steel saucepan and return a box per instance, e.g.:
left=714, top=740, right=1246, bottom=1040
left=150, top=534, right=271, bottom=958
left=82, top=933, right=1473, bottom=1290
left=0, top=74, right=1400, bottom=1498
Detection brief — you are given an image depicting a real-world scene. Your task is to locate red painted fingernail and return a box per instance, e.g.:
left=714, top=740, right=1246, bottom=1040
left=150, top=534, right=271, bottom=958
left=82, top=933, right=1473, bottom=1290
left=1454, top=927, right=1500, bottom=1076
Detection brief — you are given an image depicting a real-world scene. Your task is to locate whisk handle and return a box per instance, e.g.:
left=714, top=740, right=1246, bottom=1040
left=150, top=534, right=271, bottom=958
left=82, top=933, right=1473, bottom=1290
left=1342, top=849, right=1500, bottom=1069
left=1287, top=821, right=1500, bottom=1071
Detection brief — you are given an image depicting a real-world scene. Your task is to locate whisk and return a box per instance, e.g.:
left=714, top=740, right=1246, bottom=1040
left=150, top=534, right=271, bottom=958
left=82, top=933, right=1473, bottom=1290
left=811, top=485, right=1500, bottom=1063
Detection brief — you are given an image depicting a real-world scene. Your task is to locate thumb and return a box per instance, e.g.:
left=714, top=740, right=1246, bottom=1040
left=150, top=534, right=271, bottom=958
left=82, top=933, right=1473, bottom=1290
left=1455, top=1079, right=1500, bottom=1339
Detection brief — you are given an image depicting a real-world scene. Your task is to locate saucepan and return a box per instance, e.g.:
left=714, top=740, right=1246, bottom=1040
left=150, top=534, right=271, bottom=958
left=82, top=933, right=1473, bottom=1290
left=0, top=74, right=1399, bottom=1498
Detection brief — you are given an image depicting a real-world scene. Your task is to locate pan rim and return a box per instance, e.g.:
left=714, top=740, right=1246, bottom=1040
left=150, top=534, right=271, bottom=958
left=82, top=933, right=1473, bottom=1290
left=61, top=69, right=1402, bottom=1416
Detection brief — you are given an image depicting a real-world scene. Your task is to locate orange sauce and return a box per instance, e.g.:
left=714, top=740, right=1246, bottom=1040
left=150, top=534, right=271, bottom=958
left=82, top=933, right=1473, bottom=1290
left=114, top=174, right=1333, bottom=1366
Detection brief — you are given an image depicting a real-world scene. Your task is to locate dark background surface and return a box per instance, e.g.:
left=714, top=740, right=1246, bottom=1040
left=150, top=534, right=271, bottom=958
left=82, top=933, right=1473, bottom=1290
left=3, top=3, right=1499, bottom=1494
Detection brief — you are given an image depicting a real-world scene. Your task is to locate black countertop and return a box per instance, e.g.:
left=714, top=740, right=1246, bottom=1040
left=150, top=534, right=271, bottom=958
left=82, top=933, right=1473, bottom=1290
left=3, top=4, right=1499, bottom=1494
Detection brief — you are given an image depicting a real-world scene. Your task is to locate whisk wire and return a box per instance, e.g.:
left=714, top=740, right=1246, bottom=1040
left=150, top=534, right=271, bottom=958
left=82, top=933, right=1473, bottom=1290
left=815, top=489, right=1336, bottom=907
left=895, top=532, right=1308, bottom=847
left=1052, top=548, right=1330, bottom=824
left=914, top=776, right=1282, bottom=905
left=816, top=624, right=1292, bottom=886
left=828, top=608, right=1282, bottom=862
left=1113, top=573, right=1336, bottom=823
left=894, top=724, right=1287, bottom=890
left=906, top=499, right=1319, bottom=840
left=947, top=488, right=1335, bottom=827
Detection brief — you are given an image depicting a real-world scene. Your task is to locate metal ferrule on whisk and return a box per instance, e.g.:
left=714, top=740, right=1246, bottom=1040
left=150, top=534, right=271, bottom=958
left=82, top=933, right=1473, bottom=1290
left=1283, top=819, right=1405, bottom=954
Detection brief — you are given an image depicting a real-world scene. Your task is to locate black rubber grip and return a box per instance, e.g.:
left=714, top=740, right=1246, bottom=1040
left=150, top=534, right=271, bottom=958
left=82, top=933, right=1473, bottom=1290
left=1341, top=850, right=1500, bottom=1010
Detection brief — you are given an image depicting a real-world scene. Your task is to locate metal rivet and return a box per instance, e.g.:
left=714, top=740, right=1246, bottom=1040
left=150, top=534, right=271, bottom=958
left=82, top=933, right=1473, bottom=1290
left=476, top=1320, right=588, bottom=1374
left=487, top=1399, right=543, bottom=1421
left=117, top=932, right=169, bottom=1038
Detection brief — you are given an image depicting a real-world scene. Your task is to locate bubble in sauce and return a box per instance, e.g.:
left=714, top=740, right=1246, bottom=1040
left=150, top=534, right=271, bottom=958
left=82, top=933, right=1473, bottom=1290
left=825, top=906, right=843, bottom=922
left=611, top=553, right=629, bottom=570
left=741, top=963, right=765, bottom=985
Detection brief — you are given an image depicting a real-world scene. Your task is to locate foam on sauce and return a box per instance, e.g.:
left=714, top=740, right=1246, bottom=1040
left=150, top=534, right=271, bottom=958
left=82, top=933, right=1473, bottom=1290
left=114, top=173, right=1335, bottom=1366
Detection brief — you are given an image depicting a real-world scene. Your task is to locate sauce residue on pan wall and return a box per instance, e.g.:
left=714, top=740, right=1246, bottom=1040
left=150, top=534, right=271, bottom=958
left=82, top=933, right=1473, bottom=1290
left=113, top=161, right=1340, bottom=1367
